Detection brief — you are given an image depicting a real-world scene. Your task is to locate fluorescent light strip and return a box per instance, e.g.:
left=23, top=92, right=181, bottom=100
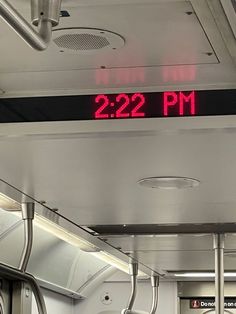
left=91, top=251, right=145, bottom=276
left=10, top=211, right=147, bottom=276
left=0, top=192, right=148, bottom=277
left=35, top=215, right=147, bottom=277
left=34, top=214, right=99, bottom=252
left=174, top=272, right=236, bottom=278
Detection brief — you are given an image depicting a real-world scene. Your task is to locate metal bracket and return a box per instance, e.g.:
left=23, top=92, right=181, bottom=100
left=0, top=0, right=62, bottom=50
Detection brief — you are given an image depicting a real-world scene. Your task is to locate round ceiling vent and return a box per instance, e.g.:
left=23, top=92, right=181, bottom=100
left=52, top=28, right=125, bottom=54
left=138, top=176, right=200, bottom=190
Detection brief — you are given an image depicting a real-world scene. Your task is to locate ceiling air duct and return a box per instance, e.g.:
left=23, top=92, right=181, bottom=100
left=0, top=0, right=62, bottom=50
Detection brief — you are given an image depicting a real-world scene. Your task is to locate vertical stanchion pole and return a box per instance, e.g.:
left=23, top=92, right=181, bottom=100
left=213, top=234, right=225, bottom=314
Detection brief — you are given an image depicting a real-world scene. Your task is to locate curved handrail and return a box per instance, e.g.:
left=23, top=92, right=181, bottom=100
left=121, top=262, right=139, bottom=314
left=127, top=262, right=139, bottom=311
left=121, top=275, right=159, bottom=314
left=149, top=276, right=159, bottom=314
left=0, top=0, right=61, bottom=50
left=0, top=263, right=47, bottom=314
left=19, top=203, right=35, bottom=272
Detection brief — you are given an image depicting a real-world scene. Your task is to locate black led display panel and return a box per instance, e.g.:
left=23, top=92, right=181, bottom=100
left=0, top=89, right=235, bottom=123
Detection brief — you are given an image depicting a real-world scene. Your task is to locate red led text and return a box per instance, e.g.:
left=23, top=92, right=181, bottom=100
left=94, top=93, right=146, bottom=119
left=164, top=91, right=196, bottom=116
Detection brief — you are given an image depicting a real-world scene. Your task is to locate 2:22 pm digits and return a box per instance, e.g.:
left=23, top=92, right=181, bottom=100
left=94, top=93, right=146, bottom=119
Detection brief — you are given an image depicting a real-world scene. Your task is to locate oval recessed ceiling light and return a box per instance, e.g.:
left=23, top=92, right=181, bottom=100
left=138, top=176, right=200, bottom=190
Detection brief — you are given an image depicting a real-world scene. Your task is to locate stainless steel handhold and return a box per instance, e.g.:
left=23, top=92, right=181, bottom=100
left=0, top=0, right=61, bottom=50
left=127, top=262, right=139, bottom=311
left=19, top=203, right=35, bottom=272
left=31, top=0, right=62, bottom=27
left=150, top=276, right=159, bottom=314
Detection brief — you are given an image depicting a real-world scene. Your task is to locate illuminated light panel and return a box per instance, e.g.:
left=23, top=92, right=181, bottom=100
left=0, top=189, right=141, bottom=275
left=91, top=251, right=147, bottom=277
left=35, top=215, right=147, bottom=277
left=174, top=272, right=236, bottom=278
left=10, top=207, right=147, bottom=276
left=34, top=214, right=100, bottom=252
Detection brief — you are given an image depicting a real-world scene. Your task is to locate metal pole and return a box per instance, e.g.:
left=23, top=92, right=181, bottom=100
left=19, top=203, right=35, bottom=272
left=127, top=262, right=139, bottom=311
left=213, top=234, right=225, bottom=314
left=0, top=262, right=47, bottom=314
left=150, top=276, right=159, bottom=314
left=0, top=0, right=61, bottom=50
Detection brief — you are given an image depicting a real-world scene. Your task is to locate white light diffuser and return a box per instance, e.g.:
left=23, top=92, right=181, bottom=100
left=91, top=251, right=147, bottom=277
left=0, top=190, right=147, bottom=277
left=0, top=192, right=148, bottom=276
left=174, top=272, right=236, bottom=278
left=35, top=215, right=147, bottom=276
left=34, top=214, right=100, bottom=252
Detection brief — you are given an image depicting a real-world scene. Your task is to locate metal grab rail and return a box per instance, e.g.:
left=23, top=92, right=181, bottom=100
left=127, top=263, right=139, bottom=311
left=121, top=262, right=139, bottom=314
left=0, top=262, right=47, bottom=314
left=0, top=0, right=61, bottom=50
left=19, top=203, right=35, bottom=272
left=121, top=263, right=159, bottom=314
left=150, top=276, right=159, bottom=314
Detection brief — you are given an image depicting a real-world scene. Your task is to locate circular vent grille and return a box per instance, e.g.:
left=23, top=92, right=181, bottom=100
left=53, top=28, right=125, bottom=54
left=54, top=33, right=110, bottom=50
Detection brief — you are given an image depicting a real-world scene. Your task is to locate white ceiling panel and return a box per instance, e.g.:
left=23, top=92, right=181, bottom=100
left=128, top=250, right=216, bottom=271
left=102, top=234, right=236, bottom=273
left=99, top=235, right=214, bottom=252
left=0, top=124, right=236, bottom=226
left=0, top=0, right=235, bottom=95
left=128, top=250, right=236, bottom=272
left=0, top=2, right=218, bottom=72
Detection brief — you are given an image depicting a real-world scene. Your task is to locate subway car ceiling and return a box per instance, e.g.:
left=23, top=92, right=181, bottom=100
left=0, top=0, right=236, bottom=297
left=0, top=0, right=235, bottom=96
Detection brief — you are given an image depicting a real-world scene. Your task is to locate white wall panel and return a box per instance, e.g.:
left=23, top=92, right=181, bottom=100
left=76, top=278, right=177, bottom=314
left=32, top=289, right=74, bottom=314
